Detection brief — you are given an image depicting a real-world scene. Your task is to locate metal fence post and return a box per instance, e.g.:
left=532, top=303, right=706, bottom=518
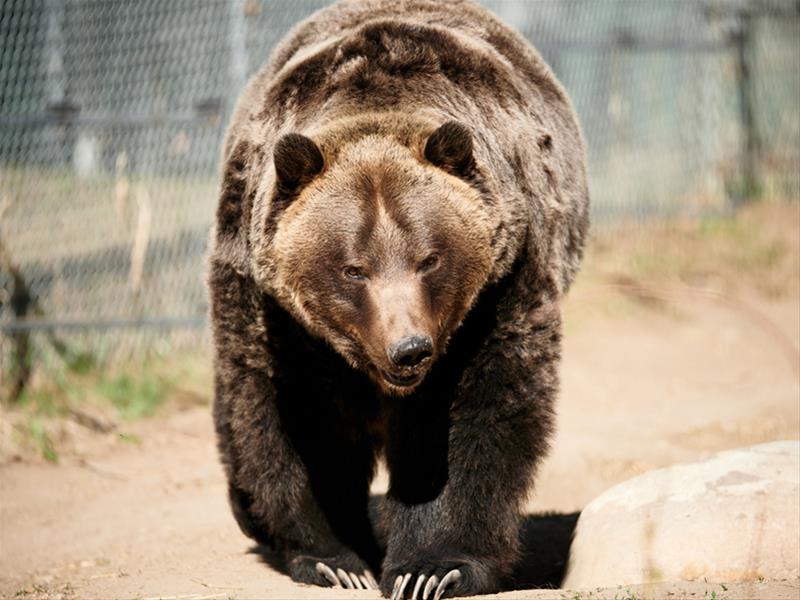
left=733, top=6, right=761, bottom=204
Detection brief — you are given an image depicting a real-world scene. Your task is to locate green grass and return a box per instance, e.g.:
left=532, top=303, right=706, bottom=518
left=3, top=351, right=210, bottom=461
left=10, top=353, right=202, bottom=421
left=16, top=387, right=68, bottom=417
left=95, top=372, right=173, bottom=420
left=118, top=432, right=143, bottom=445
left=24, top=418, right=58, bottom=463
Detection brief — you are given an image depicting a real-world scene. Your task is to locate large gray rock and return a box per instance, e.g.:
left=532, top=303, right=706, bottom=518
left=563, top=441, right=800, bottom=589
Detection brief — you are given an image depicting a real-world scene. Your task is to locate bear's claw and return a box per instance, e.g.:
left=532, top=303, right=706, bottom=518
left=390, top=569, right=461, bottom=600
left=363, top=571, right=380, bottom=589
left=314, top=562, right=378, bottom=589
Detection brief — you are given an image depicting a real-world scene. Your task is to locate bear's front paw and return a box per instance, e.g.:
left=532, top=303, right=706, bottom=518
left=288, top=552, right=379, bottom=590
left=381, top=555, right=496, bottom=600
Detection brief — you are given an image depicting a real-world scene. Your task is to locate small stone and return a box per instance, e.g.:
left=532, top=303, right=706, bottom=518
left=563, top=441, right=800, bottom=588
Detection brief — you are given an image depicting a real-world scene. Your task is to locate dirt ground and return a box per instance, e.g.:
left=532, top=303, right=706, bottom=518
left=2, top=206, right=799, bottom=599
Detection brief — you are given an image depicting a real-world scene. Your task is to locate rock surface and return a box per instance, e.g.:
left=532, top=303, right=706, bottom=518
left=563, top=440, right=800, bottom=589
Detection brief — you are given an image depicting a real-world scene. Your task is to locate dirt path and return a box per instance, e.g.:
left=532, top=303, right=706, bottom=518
left=2, top=290, right=798, bottom=599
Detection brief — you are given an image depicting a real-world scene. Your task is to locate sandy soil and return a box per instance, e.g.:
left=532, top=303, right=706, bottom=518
left=1, top=285, right=798, bottom=599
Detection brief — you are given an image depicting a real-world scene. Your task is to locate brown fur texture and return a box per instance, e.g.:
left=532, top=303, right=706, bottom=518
left=209, top=0, right=589, bottom=597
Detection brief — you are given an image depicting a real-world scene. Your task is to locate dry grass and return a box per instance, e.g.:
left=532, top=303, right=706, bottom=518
left=582, top=200, right=800, bottom=299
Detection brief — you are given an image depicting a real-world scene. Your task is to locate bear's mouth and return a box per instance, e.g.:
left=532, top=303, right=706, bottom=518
left=380, top=368, right=424, bottom=388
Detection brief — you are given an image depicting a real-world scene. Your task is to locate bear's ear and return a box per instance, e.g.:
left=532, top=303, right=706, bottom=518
left=424, top=121, right=475, bottom=177
left=273, top=133, right=324, bottom=190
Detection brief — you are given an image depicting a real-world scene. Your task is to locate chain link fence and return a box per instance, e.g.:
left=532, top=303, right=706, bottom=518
left=1, top=0, right=799, bottom=390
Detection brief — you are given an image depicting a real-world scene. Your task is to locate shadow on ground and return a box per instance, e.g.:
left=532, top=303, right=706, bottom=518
left=253, top=500, right=579, bottom=593
left=505, top=511, right=579, bottom=590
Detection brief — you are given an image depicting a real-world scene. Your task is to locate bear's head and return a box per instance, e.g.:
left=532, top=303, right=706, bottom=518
left=256, top=119, right=495, bottom=395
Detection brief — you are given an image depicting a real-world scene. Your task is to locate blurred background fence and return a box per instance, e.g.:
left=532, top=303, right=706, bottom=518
left=1, top=0, right=799, bottom=393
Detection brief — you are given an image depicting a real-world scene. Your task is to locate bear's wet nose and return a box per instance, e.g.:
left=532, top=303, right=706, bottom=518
left=388, top=335, right=433, bottom=368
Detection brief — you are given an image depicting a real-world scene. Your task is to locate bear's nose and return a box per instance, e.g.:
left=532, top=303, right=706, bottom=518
left=388, top=335, right=433, bottom=368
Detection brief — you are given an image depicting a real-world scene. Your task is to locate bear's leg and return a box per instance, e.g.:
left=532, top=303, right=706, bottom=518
left=211, top=266, right=381, bottom=589
left=215, top=361, right=383, bottom=589
left=281, top=401, right=385, bottom=588
left=379, top=304, right=561, bottom=599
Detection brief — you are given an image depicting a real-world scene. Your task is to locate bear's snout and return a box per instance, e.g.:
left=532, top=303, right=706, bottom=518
left=387, top=335, right=433, bottom=369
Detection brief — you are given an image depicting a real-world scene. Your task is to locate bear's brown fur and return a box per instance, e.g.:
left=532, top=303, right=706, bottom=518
left=209, top=0, right=589, bottom=597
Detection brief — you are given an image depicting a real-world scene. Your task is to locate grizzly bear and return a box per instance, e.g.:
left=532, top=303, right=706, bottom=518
left=209, top=0, right=589, bottom=598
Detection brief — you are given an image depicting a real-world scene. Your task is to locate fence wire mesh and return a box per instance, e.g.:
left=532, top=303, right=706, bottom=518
left=1, top=0, right=799, bottom=381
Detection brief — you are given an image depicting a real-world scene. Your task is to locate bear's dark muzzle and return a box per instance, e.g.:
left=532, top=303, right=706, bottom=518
left=387, top=335, right=433, bottom=369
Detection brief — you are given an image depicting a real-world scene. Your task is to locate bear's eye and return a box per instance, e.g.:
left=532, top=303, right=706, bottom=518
left=417, top=254, right=440, bottom=273
left=342, top=265, right=367, bottom=280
